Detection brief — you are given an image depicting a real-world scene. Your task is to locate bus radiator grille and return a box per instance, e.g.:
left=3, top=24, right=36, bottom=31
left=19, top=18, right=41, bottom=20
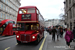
left=20, top=34, right=30, bottom=42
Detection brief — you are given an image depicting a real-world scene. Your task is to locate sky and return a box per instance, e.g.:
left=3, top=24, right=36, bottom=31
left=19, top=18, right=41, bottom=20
left=20, top=0, right=64, bottom=20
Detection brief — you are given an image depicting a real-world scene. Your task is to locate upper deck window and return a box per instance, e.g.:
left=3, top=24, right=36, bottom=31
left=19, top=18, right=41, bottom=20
left=27, top=8, right=35, bottom=13
left=19, top=9, right=26, bottom=14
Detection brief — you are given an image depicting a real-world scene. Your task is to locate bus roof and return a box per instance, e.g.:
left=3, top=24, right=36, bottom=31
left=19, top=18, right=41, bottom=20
left=0, top=19, right=16, bottom=24
left=19, top=6, right=37, bottom=9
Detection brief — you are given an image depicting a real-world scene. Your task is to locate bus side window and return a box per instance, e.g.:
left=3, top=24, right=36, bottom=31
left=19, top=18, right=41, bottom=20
left=8, top=21, right=13, bottom=24
left=6, top=22, right=8, bottom=25
left=37, top=24, right=39, bottom=30
left=13, top=21, right=15, bottom=24
left=7, top=21, right=9, bottom=24
left=36, top=9, right=39, bottom=14
left=10, top=21, right=13, bottom=23
left=31, top=25, right=33, bottom=30
left=40, top=26, right=42, bottom=30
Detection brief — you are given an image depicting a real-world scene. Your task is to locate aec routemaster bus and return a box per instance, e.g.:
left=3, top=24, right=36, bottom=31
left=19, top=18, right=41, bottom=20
left=0, top=19, right=16, bottom=36
left=16, top=6, right=44, bottom=44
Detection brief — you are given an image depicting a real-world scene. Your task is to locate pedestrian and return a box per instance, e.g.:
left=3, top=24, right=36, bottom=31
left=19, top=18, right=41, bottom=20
left=56, top=27, right=60, bottom=41
left=49, top=27, right=52, bottom=35
left=72, top=27, right=75, bottom=42
left=59, top=27, right=63, bottom=38
left=46, top=28, right=49, bottom=32
left=65, top=28, right=67, bottom=32
left=65, top=28, right=74, bottom=48
left=51, top=26, right=57, bottom=41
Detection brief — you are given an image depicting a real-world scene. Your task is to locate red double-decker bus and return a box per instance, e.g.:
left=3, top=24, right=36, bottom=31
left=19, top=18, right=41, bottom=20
left=0, top=19, right=16, bottom=36
left=16, top=6, right=44, bottom=44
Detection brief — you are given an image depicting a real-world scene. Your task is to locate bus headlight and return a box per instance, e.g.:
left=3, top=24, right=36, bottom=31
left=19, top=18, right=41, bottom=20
left=32, top=36, right=35, bottom=39
left=17, top=35, right=19, bottom=38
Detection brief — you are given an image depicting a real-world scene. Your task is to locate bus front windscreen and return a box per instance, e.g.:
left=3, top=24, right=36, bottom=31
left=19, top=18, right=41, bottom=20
left=19, top=9, right=26, bottom=14
left=25, top=23, right=39, bottom=30
left=19, top=8, right=35, bottom=14
left=0, top=24, right=6, bottom=35
left=0, top=27, right=4, bottom=34
left=27, top=8, right=35, bottom=13
left=17, top=23, right=25, bottom=31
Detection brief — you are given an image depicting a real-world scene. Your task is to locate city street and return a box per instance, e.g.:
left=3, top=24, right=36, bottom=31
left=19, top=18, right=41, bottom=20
left=0, top=35, right=44, bottom=50
left=0, top=31, right=75, bottom=50
left=0, top=0, right=75, bottom=50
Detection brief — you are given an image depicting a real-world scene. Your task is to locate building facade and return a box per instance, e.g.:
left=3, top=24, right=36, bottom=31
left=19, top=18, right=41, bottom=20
left=45, top=19, right=61, bottom=27
left=64, top=0, right=75, bottom=30
left=59, top=20, right=67, bottom=28
left=0, top=0, right=21, bottom=21
left=45, top=19, right=66, bottom=28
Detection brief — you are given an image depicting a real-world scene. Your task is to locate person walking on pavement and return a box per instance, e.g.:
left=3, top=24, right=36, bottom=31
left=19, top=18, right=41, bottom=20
left=65, top=28, right=67, bottom=32
left=51, top=26, right=57, bottom=41
left=56, top=27, right=60, bottom=41
left=59, top=27, right=63, bottom=38
left=65, top=28, right=74, bottom=48
left=49, top=27, right=52, bottom=35
left=72, top=27, right=75, bottom=42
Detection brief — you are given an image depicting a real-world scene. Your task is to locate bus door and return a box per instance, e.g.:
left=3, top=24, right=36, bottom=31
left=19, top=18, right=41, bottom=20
left=40, top=26, right=42, bottom=37
left=40, top=26, right=44, bottom=38
left=36, top=24, right=42, bottom=38
left=0, top=23, right=6, bottom=35
left=8, top=23, right=13, bottom=35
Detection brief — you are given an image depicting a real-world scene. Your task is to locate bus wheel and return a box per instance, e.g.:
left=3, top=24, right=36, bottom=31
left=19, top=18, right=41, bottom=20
left=17, top=40, right=21, bottom=44
left=35, top=36, right=40, bottom=45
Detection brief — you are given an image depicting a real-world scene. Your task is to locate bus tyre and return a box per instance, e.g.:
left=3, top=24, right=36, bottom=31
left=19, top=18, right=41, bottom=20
left=35, top=36, right=40, bottom=45
left=17, top=40, right=21, bottom=44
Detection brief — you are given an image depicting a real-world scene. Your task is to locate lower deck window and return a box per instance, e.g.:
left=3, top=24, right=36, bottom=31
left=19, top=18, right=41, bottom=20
left=17, top=23, right=39, bottom=31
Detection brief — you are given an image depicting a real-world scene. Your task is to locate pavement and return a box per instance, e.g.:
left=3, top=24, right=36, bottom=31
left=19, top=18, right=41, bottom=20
left=43, top=31, right=75, bottom=50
